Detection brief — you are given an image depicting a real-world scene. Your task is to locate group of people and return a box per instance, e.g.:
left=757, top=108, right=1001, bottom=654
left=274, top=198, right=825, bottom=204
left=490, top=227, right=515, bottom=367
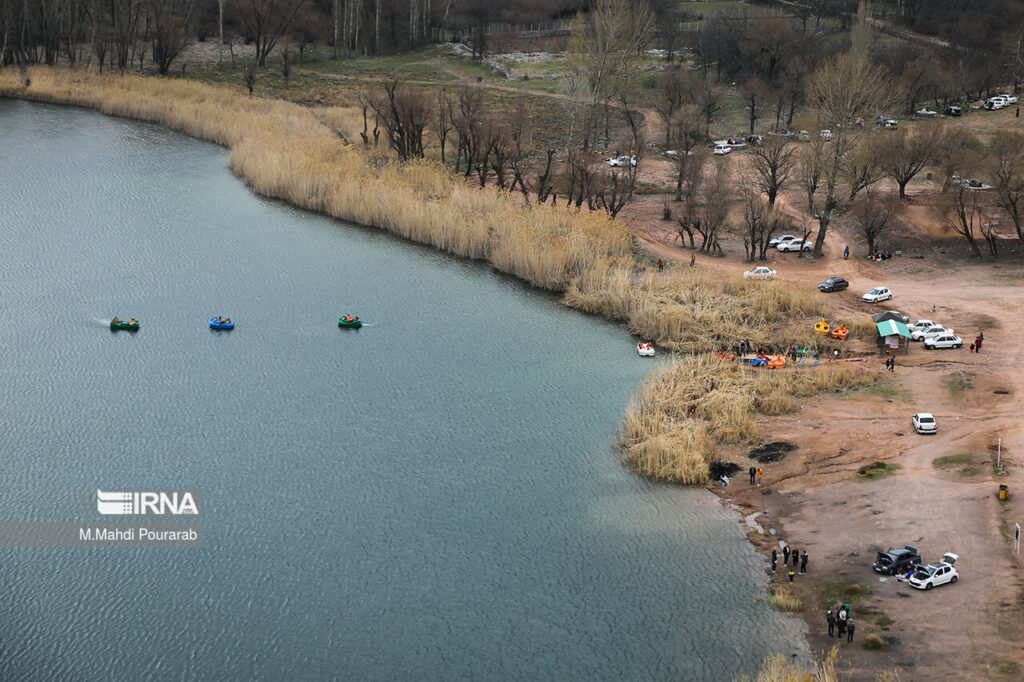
left=769, top=545, right=809, bottom=579
left=747, top=466, right=764, bottom=487
left=885, top=356, right=896, bottom=372
left=111, top=317, right=135, bottom=325
left=215, top=316, right=231, bottom=324
left=869, top=251, right=894, bottom=261
left=970, top=332, right=984, bottom=353
left=826, top=605, right=856, bottom=642
left=343, top=315, right=360, bottom=322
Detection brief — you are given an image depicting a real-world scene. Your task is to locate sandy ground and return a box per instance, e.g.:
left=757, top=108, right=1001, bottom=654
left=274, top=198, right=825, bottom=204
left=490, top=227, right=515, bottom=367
left=624, top=160, right=1024, bottom=679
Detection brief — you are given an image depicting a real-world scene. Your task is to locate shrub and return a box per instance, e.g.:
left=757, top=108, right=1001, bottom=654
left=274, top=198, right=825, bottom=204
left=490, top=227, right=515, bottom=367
left=863, top=633, right=887, bottom=650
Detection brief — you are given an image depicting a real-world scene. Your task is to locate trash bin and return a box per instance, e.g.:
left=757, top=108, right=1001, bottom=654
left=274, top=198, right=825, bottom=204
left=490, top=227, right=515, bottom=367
left=999, top=484, right=1009, bottom=500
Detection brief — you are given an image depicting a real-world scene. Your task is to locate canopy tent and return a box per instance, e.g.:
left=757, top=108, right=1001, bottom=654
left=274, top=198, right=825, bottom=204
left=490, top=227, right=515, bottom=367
left=876, top=320, right=912, bottom=338
left=876, top=319, right=912, bottom=351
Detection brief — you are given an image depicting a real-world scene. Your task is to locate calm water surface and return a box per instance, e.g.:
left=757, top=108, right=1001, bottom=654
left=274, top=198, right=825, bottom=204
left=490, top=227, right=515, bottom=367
left=0, top=99, right=806, bottom=680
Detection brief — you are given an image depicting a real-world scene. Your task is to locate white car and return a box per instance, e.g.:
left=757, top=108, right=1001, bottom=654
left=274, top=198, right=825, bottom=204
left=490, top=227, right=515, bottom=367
left=912, top=413, right=937, bottom=434
left=606, top=155, right=637, bottom=167
left=909, top=319, right=937, bottom=333
left=1002, top=95, right=1018, bottom=104
left=777, top=240, right=812, bottom=253
left=924, top=334, right=962, bottom=350
left=911, top=325, right=954, bottom=341
left=862, top=287, right=893, bottom=303
left=985, top=98, right=1007, bottom=110
left=743, top=266, right=777, bottom=280
left=713, top=144, right=732, bottom=155
left=820, top=129, right=833, bottom=140
left=883, top=119, right=898, bottom=129
left=909, top=553, right=959, bottom=590
left=768, top=234, right=799, bottom=248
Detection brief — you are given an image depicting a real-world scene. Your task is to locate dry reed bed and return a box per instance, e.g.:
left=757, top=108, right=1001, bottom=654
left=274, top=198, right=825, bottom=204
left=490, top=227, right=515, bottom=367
left=620, top=355, right=877, bottom=485
left=565, top=264, right=831, bottom=353
left=0, top=68, right=630, bottom=292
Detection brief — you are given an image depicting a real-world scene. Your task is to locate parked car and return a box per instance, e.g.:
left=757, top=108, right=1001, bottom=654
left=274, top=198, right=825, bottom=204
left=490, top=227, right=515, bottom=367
left=909, top=553, right=959, bottom=590
left=985, top=98, right=1007, bottom=111
left=744, top=266, right=777, bottom=280
left=713, top=144, right=732, bottom=155
left=875, top=310, right=910, bottom=324
left=911, top=325, right=954, bottom=341
left=820, top=129, right=833, bottom=140
left=768, top=234, right=800, bottom=248
left=777, top=240, right=812, bottom=253
left=909, top=319, right=937, bottom=333
left=746, top=135, right=763, bottom=146
left=818, top=277, right=849, bottom=292
left=924, top=334, right=963, bottom=350
left=912, top=413, right=937, bottom=434
left=1002, top=95, right=1018, bottom=104
left=798, top=130, right=810, bottom=141
left=862, top=287, right=893, bottom=303
left=873, top=545, right=922, bottom=575
left=883, top=119, right=899, bottom=129
left=943, top=106, right=962, bottom=116
left=606, top=155, right=637, bottom=167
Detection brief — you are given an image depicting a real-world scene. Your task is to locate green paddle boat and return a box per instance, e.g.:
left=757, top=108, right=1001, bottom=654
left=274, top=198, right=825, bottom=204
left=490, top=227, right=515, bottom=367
left=338, top=316, right=362, bottom=329
left=110, top=318, right=139, bottom=331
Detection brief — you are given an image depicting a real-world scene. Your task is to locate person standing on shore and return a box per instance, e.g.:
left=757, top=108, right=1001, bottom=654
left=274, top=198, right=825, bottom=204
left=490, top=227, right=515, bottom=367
left=975, top=334, right=983, bottom=353
left=721, top=475, right=730, bottom=493
left=788, top=569, right=795, bottom=583
left=749, top=466, right=757, bottom=485
left=846, top=619, right=856, bottom=643
left=800, top=550, right=808, bottom=574
left=827, top=610, right=836, bottom=637
left=690, top=253, right=696, bottom=267
left=756, top=468, right=764, bottom=487
left=656, top=259, right=664, bottom=272
left=783, top=545, right=791, bottom=565
left=792, top=547, right=800, bottom=568
left=771, top=549, right=778, bottom=573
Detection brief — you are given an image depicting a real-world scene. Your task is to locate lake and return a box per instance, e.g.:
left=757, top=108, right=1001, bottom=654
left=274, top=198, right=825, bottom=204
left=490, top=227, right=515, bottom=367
left=0, top=98, right=806, bottom=680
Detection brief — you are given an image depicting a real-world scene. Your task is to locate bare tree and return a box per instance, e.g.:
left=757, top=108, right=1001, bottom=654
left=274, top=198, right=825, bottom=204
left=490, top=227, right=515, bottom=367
left=371, top=78, right=431, bottom=162
left=937, top=180, right=984, bottom=257
left=737, top=180, right=786, bottom=261
left=432, top=88, right=454, bottom=164
left=693, top=158, right=729, bottom=254
left=850, top=192, right=899, bottom=254
left=883, top=123, right=944, bottom=198
left=648, top=66, right=694, bottom=146
left=564, top=0, right=653, bottom=151
left=990, top=133, right=1024, bottom=240
left=146, top=0, right=195, bottom=75
left=231, top=0, right=306, bottom=67
left=749, top=134, right=797, bottom=206
left=800, top=54, right=896, bottom=256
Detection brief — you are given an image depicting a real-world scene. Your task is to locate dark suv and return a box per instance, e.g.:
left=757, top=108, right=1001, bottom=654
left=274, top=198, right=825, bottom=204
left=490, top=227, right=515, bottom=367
left=873, top=545, right=922, bottom=575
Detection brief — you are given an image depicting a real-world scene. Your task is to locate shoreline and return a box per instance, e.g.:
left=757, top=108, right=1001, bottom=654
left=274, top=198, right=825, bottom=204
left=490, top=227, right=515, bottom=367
left=0, top=67, right=875, bottom=674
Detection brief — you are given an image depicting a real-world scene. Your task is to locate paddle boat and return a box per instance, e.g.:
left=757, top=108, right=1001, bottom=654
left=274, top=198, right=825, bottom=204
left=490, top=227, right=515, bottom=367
left=831, top=324, right=849, bottom=340
left=767, top=355, right=787, bottom=369
left=110, top=317, right=139, bottom=332
left=751, top=354, right=768, bottom=367
left=637, top=341, right=655, bottom=357
left=814, top=319, right=830, bottom=335
left=338, top=316, right=362, bottom=329
left=210, top=316, right=235, bottom=330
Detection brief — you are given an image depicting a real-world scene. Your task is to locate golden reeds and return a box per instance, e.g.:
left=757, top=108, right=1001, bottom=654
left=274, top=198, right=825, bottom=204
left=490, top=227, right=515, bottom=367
left=620, top=356, right=877, bottom=484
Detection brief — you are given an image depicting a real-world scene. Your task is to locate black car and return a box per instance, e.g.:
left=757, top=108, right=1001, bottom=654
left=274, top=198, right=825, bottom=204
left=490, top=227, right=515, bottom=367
left=818, top=277, right=849, bottom=293
left=873, top=545, right=922, bottom=575
left=944, top=106, right=962, bottom=117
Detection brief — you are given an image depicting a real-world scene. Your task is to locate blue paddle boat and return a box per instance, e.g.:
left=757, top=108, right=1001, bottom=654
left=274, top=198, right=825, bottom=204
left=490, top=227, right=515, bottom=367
left=210, top=316, right=235, bottom=330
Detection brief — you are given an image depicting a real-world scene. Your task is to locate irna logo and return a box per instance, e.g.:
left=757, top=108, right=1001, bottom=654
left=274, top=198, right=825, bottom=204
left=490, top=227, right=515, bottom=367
left=96, top=489, right=201, bottom=516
